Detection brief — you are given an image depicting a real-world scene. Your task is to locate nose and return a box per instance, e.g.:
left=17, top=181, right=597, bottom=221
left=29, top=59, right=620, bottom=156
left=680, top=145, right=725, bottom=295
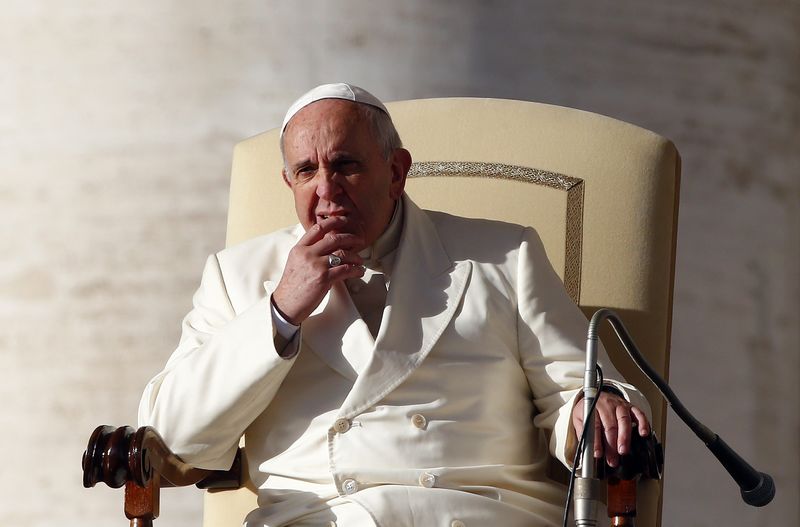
left=315, top=168, right=342, bottom=200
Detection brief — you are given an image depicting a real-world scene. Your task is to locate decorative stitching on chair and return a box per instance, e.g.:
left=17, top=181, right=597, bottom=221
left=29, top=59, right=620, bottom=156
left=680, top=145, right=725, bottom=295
left=563, top=181, right=583, bottom=303
left=408, top=161, right=583, bottom=303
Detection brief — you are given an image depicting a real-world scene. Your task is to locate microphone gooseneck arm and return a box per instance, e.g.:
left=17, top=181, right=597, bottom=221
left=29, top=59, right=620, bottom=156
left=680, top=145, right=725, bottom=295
left=588, top=308, right=775, bottom=508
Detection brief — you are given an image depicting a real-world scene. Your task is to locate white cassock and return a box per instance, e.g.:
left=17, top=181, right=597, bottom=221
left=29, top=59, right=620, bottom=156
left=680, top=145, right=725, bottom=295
left=139, top=194, right=649, bottom=527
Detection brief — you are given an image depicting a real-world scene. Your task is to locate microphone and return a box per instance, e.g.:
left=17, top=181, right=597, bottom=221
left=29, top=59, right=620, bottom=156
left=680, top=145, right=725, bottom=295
left=572, top=324, right=602, bottom=526
left=704, top=433, right=775, bottom=506
left=587, top=309, right=775, bottom=508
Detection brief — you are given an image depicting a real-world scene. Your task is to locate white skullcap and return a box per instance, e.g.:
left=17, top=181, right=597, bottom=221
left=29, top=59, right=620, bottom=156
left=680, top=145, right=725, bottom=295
left=281, top=83, right=389, bottom=137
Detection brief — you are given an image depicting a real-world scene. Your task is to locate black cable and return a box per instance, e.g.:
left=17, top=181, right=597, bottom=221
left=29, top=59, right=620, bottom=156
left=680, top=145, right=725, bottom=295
left=562, top=365, right=604, bottom=527
left=595, top=308, right=775, bottom=507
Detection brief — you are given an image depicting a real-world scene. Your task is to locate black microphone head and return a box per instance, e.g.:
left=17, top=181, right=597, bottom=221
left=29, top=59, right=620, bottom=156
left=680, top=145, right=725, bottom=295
left=741, top=472, right=775, bottom=507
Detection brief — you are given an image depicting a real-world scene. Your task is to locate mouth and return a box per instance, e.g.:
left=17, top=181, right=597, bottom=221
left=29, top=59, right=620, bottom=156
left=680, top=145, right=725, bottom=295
left=317, top=210, right=349, bottom=223
left=315, top=211, right=364, bottom=238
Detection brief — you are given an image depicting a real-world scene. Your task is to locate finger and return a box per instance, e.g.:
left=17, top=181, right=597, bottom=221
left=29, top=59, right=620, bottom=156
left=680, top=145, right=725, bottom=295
left=325, top=252, right=365, bottom=270
left=631, top=406, right=651, bottom=436
left=597, top=405, right=620, bottom=467
left=297, top=216, right=350, bottom=246
left=616, top=405, right=632, bottom=455
left=593, top=411, right=604, bottom=460
left=327, top=263, right=366, bottom=282
left=330, top=250, right=365, bottom=267
left=313, top=231, right=365, bottom=256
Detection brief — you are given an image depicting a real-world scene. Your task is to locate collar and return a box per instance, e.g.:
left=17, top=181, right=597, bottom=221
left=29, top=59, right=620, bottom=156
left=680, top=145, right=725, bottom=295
left=358, top=199, right=404, bottom=275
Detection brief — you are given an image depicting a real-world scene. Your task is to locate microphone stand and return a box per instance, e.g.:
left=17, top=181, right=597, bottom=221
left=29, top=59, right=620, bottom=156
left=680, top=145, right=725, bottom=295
left=573, top=309, right=775, bottom=525
left=573, top=322, right=603, bottom=526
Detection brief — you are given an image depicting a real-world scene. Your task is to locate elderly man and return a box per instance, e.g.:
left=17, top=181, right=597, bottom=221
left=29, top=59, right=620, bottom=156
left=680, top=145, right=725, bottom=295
left=139, top=84, right=651, bottom=527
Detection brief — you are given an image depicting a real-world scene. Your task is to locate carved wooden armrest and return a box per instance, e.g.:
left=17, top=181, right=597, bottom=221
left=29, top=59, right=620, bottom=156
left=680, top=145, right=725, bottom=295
left=601, top=427, right=664, bottom=526
left=82, top=425, right=243, bottom=526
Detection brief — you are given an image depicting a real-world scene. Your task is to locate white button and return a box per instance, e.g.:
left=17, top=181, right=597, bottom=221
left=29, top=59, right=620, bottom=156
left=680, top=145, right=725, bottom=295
left=328, top=522, right=337, bottom=527
left=419, top=472, right=436, bottom=488
left=451, top=520, right=466, bottom=527
left=411, top=413, right=427, bottom=429
left=333, top=418, right=351, bottom=434
left=342, top=478, right=358, bottom=494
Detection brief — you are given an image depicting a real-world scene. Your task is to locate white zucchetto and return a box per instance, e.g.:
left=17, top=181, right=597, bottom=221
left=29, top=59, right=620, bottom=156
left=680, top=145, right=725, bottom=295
left=281, top=83, right=389, bottom=136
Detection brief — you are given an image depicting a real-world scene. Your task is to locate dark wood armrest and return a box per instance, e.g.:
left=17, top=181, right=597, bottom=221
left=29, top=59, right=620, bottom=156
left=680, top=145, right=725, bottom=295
left=82, top=425, right=243, bottom=526
left=601, top=428, right=664, bottom=526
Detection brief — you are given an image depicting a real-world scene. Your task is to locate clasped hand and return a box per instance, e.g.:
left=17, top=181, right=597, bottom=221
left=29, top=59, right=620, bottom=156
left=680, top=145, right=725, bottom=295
left=571, top=392, right=650, bottom=468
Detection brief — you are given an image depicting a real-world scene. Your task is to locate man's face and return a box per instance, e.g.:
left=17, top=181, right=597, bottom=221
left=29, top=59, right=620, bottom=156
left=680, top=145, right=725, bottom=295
left=282, top=99, right=410, bottom=249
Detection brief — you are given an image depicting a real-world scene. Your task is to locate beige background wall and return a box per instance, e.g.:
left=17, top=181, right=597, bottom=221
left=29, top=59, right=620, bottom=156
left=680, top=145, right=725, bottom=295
left=1, top=1, right=797, bottom=525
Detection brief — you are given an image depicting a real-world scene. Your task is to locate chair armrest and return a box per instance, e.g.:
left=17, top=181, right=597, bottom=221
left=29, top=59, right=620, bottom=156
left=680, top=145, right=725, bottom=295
left=602, top=428, right=664, bottom=525
left=82, top=425, right=242, bottom=526
left=602, top=428, right=664, bottom=482
left=83, top=425, right=243, bottom=489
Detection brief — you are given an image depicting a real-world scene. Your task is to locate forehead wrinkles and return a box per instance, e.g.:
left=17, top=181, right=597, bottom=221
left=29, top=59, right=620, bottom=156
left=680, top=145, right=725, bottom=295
left=286, top=102, right=369, bottom=158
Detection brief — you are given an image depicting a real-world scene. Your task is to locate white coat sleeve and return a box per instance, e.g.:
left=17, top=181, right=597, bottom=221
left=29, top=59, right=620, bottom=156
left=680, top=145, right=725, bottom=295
left=138, top=253, right=298, bottom=470
left=514, top=227, right=651, bottom=468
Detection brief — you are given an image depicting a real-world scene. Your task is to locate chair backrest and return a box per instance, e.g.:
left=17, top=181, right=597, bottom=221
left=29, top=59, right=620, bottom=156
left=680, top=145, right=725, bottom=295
left=207, top=98, right=680, bottom=527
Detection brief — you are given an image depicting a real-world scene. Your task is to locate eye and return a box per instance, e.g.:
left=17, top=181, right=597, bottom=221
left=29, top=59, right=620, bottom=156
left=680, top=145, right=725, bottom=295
left=335, top=158, right=360, bottom=174
left=294, top=166, right=316, bottom=180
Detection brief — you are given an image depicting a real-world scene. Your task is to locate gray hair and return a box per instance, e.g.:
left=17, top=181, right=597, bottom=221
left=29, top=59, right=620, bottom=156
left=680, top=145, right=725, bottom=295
left=280, top=103, right=403, bottom=174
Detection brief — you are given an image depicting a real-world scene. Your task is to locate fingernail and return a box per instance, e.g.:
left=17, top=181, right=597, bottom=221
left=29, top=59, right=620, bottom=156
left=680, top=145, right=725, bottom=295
left=618, top=445, right=627, bottom=455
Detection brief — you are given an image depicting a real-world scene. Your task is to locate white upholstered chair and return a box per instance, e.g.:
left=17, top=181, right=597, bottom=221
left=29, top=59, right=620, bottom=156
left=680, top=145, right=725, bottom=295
left=211, top=97, right=680, bottom=527
left=84, top=97, right=680, bottom=527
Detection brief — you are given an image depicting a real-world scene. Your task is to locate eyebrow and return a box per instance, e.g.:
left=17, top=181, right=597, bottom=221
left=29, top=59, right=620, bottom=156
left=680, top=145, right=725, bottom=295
left=291, top=151, right=360, bottom=170
left=329, top=152, right=361, bottom=164
left=290, top=158, right=314, bottom=172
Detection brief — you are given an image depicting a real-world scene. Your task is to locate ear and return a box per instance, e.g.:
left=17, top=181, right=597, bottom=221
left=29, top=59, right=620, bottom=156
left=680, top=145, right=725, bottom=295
left=282, top=168, right=292, bottom=189
left=389, top=148, right=412, bottom=199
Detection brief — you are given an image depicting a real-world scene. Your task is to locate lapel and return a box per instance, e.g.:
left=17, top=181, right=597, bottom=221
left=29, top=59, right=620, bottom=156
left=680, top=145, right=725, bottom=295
left=338, top=196, right=471, bottom=418
left=299, top=281, right=374, bottom=381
